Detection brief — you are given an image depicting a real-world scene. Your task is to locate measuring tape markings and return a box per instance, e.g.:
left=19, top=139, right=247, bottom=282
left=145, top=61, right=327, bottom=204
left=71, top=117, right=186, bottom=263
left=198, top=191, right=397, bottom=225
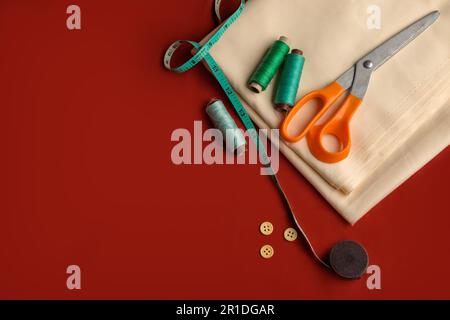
left=163, top=0, right=330, bottom=269
left=164, top=0, right=244, bottom=73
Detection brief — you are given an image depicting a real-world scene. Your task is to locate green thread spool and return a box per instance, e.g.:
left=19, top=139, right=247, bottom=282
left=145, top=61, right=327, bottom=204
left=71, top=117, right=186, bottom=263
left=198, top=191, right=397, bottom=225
left=248, top=36, right=290, bottom=93
left=206, top=99, right=247, bottom=155
left=274, top=49, right=305, bottom=112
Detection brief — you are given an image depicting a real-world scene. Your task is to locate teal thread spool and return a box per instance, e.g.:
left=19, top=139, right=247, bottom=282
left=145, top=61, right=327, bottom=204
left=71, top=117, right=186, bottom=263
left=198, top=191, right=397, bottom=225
left=248, top=36, right=290, bottom=93
left=206, top=99, right=246, bottom=155
left=274, top=49, right=305, bottom=112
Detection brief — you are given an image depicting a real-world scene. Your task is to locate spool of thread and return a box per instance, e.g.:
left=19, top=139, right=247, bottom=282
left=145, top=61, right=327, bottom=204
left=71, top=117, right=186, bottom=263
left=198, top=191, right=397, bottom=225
left=274, top=49, right=305, bottom=112
left=206, top=99, right=246, bottom=155
left=248, top=36, right=290, bottom=93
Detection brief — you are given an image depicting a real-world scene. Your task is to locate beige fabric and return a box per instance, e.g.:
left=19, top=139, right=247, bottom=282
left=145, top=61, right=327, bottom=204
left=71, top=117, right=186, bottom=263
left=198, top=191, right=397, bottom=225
left=205, top=0, right=450, bottom=224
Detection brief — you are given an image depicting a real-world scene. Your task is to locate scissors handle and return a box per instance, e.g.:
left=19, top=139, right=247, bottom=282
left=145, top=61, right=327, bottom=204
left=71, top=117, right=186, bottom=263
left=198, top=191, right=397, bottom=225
left=307, top=94, right=361, bottom=163
left=281, top=81, right=346, bottom=143
left=280, top=81, right=362, bottom=163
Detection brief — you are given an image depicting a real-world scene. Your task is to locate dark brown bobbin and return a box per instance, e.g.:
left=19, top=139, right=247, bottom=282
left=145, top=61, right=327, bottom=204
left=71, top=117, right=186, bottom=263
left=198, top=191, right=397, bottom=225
left=329, top=240, right=369, bottom=280
left=276, top=104, right=292, bottom=113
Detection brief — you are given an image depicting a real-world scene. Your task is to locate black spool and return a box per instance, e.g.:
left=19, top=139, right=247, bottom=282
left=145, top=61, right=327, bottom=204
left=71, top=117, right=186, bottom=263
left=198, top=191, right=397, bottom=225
left=329, top=240, right=369, bottom=280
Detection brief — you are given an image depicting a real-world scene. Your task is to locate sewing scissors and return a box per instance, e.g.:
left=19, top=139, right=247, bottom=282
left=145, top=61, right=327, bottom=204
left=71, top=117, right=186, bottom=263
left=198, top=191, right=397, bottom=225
left=280, top=11, right=440, bottom=163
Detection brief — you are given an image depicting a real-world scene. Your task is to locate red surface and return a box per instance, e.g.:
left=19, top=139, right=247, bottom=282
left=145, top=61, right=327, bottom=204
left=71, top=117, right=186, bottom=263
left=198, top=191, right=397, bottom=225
left=0, top=0, right=449, bottom=299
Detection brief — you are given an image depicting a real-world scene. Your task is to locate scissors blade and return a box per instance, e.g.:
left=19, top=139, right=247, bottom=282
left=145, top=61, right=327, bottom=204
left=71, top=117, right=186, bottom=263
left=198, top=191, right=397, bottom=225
left=336, top=66, right=356, bottom=90
left=361, top=11, right=440, bottom=71
left=347, top=10, right=439, bottom=99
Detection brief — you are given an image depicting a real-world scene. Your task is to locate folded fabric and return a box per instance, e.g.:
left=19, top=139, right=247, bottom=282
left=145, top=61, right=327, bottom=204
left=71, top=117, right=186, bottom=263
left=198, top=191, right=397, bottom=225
left=204, top=0, right=450, bottom=224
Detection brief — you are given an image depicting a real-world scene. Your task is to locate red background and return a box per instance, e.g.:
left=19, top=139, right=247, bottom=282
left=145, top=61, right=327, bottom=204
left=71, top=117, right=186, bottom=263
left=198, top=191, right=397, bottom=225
left=0, top=0, right=449, bottom=299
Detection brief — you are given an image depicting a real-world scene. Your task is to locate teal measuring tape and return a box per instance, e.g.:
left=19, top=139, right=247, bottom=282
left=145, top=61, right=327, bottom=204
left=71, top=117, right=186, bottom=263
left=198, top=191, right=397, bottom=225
left=163, top=1, right=271, bottom=168
left=163, top=0, right=330, bottom=269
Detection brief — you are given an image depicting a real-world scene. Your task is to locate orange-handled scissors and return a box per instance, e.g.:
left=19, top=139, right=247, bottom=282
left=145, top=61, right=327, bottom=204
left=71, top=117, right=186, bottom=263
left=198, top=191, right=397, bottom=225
left=280, top=11, right=439, bottom=163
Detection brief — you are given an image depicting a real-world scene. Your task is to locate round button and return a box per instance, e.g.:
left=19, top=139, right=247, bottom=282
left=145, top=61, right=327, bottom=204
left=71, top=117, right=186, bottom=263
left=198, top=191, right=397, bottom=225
left=284, top=228, right=298, bottom=241
left=260, top=245, right=274, bottom=259
left=259, top=222, right=273, bottom=235
left=329, top=240, right=369, bottom=280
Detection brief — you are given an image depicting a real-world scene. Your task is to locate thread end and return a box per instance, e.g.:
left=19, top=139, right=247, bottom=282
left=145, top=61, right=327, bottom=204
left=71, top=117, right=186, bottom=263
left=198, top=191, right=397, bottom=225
left=278, top=36, right=290, bottom=46
left=207, top=98, right=221, bottom=106
left=249, top=82, right=263, bottom=93
left=276, top=104, right=292, bottom=113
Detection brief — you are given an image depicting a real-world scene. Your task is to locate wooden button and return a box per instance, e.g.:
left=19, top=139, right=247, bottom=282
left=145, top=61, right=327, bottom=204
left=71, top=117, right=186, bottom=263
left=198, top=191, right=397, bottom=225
left=260, top=245, right=274, bottom=259
left=260, top=222, right=273, bottom=235
left=329, top=240, right=369, bottom=279
left=284, top=228, right=298, bottom=241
